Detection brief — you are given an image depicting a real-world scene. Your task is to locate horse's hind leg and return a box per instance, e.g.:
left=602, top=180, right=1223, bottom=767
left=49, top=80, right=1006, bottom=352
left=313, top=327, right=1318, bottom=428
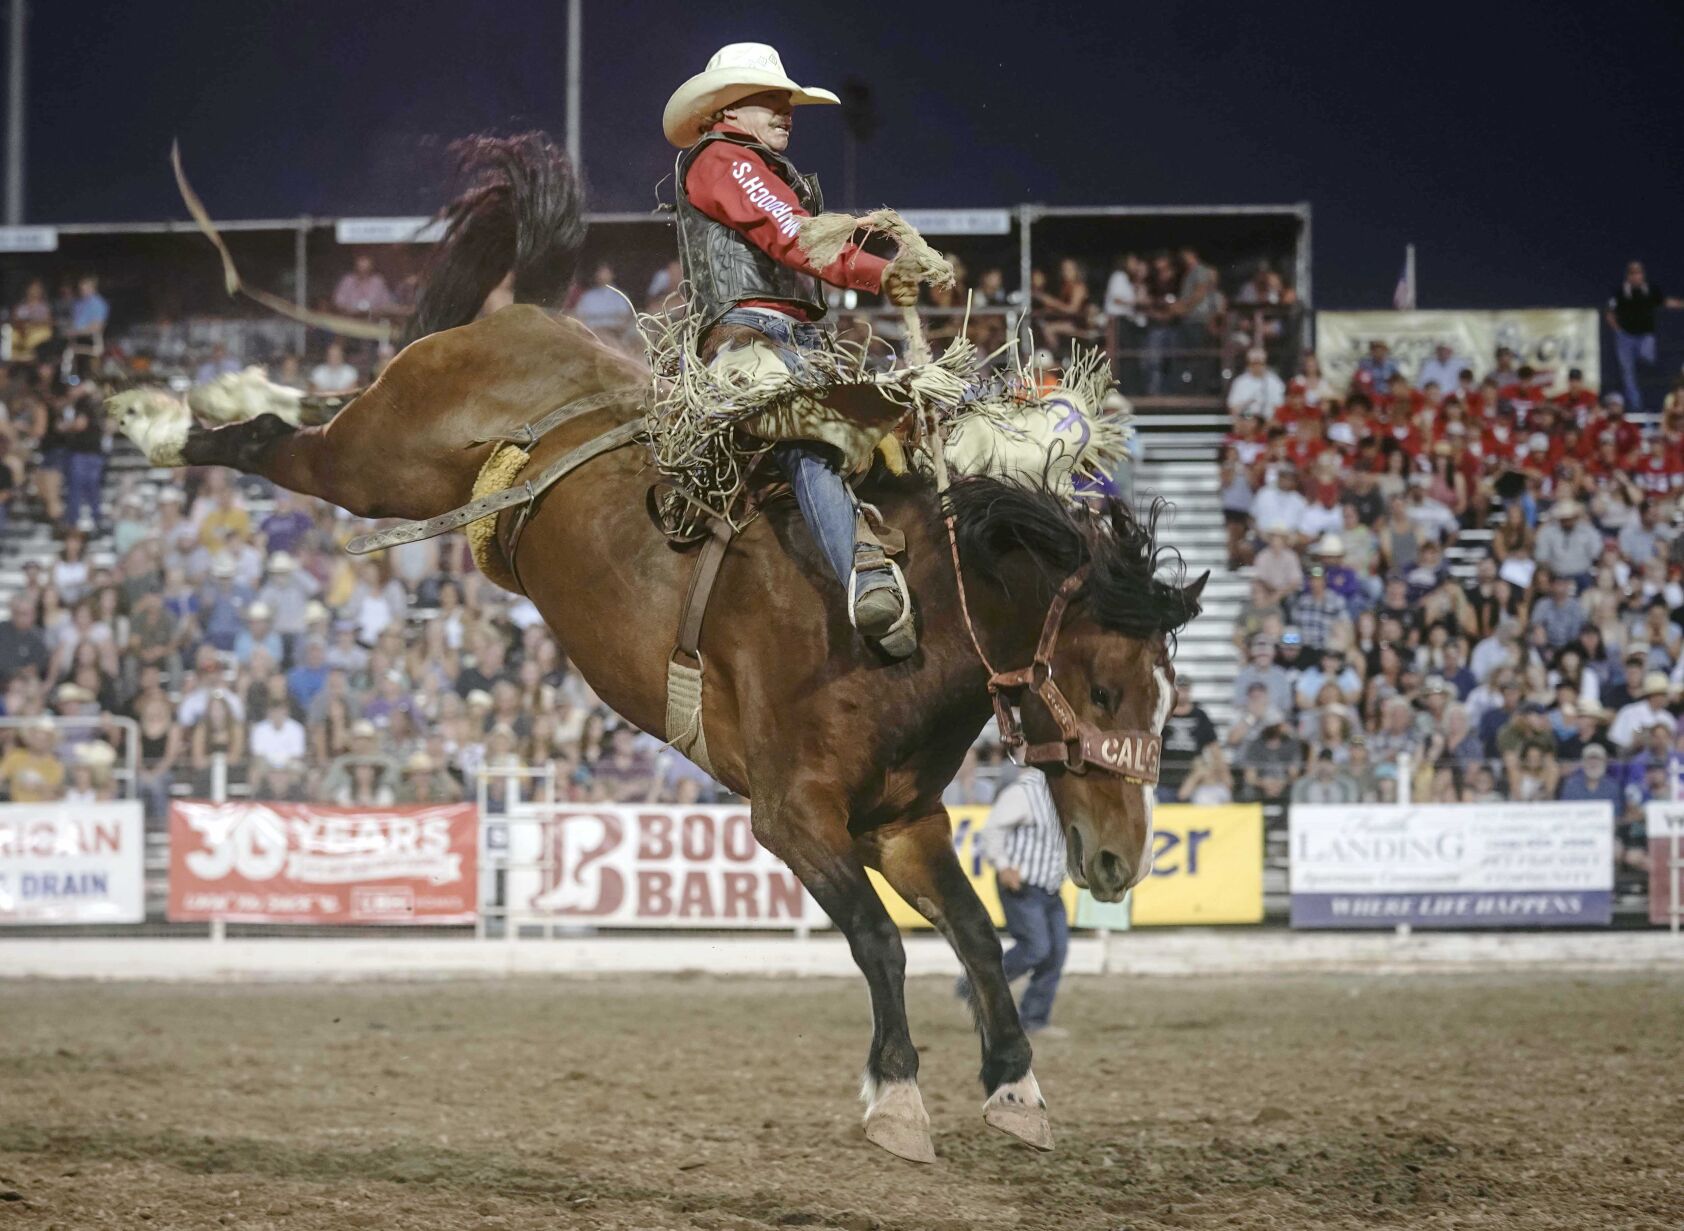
left=750, top=786, right=934, bottom=1164
left=859, top=810, right=1052, bottom=1152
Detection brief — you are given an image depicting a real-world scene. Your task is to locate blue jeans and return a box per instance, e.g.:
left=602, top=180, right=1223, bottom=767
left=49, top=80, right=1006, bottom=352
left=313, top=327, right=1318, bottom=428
left=64, top=451, right=105, bottom=529
left=999, top=885, right=1069, bottom=1030
left=1614, top=330, right=1656, bottom=412
left=714, top=308, right=870, bottom=593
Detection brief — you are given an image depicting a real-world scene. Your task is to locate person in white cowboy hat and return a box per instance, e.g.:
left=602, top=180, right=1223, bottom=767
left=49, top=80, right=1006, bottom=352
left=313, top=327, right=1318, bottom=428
left=664, top=42, right=928, bottom=657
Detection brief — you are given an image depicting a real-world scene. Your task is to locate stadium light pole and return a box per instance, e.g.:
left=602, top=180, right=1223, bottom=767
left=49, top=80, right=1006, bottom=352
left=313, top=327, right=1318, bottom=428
left=565, top=0, right=581, bottom=168
left=4, top=0, right=24, bottom=225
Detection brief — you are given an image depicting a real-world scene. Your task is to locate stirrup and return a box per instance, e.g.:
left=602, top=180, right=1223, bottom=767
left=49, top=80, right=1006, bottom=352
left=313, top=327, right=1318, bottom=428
left=848, top=558, right=916, bottom=659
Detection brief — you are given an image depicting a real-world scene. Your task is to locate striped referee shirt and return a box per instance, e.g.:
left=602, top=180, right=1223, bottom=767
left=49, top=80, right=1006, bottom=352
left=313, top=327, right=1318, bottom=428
left=978, top=768, right=1067, bottom=893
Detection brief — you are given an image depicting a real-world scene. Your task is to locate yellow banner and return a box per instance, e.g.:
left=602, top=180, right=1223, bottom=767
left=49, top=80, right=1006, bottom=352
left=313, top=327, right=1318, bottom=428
left=1129, top=805, right=1263, bottom=925
left=1314, top=308, right=1598, bottom=395
left=868, top=806, right=1079, bottom=929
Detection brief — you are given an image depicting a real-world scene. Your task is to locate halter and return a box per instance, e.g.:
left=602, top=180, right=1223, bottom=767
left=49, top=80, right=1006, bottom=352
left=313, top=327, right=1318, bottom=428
left=944, top=517, right=1164, bottom=785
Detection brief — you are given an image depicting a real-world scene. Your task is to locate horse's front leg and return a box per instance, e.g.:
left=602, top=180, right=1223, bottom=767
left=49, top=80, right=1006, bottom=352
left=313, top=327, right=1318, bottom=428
left=858, top=809, right=1052, bottom=1151
left=751, top=785, right=934, bottom=1163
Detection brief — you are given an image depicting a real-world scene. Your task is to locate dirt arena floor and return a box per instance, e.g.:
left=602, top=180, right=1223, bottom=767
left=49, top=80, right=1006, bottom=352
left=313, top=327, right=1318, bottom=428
left=1, top=972, right=1681, bottom=1231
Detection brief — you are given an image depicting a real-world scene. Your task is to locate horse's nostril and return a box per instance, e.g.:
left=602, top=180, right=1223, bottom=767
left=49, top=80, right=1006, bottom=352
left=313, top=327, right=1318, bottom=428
left=1097, top=849, right=1127, bottom=888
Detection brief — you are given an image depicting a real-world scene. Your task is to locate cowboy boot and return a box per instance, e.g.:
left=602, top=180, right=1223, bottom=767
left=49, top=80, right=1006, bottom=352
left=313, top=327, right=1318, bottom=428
left=851, top=543, right=916, bottom=659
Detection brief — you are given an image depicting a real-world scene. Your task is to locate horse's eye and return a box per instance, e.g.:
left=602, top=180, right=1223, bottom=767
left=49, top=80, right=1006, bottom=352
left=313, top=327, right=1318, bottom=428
left=1090, top=685, right=1113, bottom=710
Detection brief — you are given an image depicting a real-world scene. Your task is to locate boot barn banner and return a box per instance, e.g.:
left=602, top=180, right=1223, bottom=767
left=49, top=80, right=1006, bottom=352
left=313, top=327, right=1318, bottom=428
left=0, top=801, right=144, bottom=924
left=1290, top=802, right=1614, bottom=928
left=867, top=804, right=1263, bottom=929
left=168, top=801, right=478, bottom=924
left=509, top=805, right=827, bottom=928
left=1643, top=803, right=1684, bottom=928
left=1315, top=309, right=1598, bottom=394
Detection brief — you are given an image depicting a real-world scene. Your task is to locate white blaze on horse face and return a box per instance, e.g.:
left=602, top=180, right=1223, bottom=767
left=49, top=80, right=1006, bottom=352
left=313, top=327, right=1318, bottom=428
left=1132, top=665, right=1175, bottom=887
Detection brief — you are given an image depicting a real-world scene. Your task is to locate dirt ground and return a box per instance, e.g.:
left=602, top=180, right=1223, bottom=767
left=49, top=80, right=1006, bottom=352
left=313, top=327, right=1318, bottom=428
left=1, top=972, right=1681, bottom=1231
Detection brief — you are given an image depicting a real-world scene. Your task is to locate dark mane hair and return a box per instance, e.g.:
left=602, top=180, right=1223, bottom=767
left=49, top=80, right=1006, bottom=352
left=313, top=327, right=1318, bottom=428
left=944, top=475, right=1202, bottom=641
left=403, top=132, right=586, bottom=345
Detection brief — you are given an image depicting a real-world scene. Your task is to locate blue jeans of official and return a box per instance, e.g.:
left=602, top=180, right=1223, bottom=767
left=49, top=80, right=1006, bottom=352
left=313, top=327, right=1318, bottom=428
left=1614, top=329, right=1657, bottom=412
left=999, top=884, right=1069, bottom=1030
left=716, top=307, right=862, bottom=591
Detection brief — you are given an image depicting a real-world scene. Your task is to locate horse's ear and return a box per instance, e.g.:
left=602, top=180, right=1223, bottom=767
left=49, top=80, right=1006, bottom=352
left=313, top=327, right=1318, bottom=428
left=1182, top=569, right=1211, bottom=608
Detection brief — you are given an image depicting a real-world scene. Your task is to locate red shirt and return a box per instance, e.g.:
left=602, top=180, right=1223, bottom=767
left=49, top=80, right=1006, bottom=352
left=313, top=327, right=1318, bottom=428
left=682, top=126, right=887, bottom=318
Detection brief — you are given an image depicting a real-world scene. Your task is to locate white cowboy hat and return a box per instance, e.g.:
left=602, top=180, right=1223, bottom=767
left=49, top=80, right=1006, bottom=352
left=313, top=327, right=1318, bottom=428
left=663, top=43, right=839, bottom=148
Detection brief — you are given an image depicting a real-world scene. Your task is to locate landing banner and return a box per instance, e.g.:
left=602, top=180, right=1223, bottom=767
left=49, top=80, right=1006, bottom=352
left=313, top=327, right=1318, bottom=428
left=510, top=806, right=825, bottom=928
left=168, top=801, right=478, bottom=924
left=0, top=802, right=144, bottom=924
left=1643, top=804, right=1684, bottom=928
left=1315, top=309, right=1598, bottom=394
left=1290, top=802, right=1614, bottom=928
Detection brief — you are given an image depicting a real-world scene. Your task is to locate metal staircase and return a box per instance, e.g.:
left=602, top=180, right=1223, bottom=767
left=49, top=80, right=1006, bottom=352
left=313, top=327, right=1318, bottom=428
left=1131, top=399, right=1238, bottom=727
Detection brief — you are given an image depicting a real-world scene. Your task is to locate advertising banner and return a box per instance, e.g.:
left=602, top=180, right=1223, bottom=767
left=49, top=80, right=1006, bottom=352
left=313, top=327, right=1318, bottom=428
left=1131, top=805, right=1264, bottom=925
left=0, top=802, right=144, bottom=924
left=1315, top=309, right=1598, bottom=394
left=510, top=805, right=825, bottom=928
left=1290, top=802, right=1614, bottom=928
left=1644, top=803, right=1684, bottom=928
left=168, top=801, right=478, bottom=924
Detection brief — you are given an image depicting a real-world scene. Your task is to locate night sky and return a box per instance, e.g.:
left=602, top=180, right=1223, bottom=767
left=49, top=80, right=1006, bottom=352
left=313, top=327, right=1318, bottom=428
left=14, top=0, right=1684, bottom=308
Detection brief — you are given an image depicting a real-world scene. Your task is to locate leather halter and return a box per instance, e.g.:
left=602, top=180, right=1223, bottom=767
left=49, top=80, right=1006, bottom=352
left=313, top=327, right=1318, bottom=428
left=946, top=526, right=1163, bottom=785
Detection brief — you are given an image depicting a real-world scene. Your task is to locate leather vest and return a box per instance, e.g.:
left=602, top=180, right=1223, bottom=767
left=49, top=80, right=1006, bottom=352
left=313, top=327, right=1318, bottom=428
left=674, top=131, right=828, bottom=334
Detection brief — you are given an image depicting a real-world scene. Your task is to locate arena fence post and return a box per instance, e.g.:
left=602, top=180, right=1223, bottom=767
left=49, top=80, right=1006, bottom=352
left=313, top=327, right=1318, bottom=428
left=1396, top=753, right=1412, bottom=806
left=209, top=751, right=228, bottom=944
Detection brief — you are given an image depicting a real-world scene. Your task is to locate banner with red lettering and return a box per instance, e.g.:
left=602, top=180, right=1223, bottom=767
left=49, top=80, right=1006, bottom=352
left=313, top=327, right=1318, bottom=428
left=504, top=805, right=823, bottom=928
left=0, top=802, right=145, bottom=924
left=168, top=801, right=478, bottom=924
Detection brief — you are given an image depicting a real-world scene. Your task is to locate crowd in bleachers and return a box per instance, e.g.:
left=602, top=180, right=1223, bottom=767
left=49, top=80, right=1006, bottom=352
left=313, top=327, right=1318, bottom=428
left=0, top=258, right=754, bottom=825
left=1207, top=331, right=1684, bottom=889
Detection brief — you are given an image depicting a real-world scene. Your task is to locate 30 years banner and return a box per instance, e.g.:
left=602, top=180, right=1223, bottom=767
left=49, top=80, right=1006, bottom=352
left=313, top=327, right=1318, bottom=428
left=0, top=801, right=144, bottom=924
left=168, top=801, right=478, bottom=924
left=1315, top=309, right=1598, bottom=394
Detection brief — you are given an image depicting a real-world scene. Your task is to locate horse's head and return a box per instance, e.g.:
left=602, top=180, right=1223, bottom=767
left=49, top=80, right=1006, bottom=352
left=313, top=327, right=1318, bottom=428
left=1033, top=601, right=1201, bottom=900
left=947, top=476, right=1206, bottom=902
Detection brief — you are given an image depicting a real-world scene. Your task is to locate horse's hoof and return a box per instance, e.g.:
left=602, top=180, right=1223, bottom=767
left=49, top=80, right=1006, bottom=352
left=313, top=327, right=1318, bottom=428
left=862, top=1079, right=935, bottom=1164
left=984, top=1073, right=1053, bottom=1151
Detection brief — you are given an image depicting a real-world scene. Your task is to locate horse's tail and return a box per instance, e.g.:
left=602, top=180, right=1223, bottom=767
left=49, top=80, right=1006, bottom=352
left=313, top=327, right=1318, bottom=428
left=402, top=132, right=586, bottom=345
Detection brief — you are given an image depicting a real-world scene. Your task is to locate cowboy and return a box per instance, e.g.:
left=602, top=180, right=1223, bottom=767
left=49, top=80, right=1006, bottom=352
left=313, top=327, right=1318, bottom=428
left=663, top=43, right=924, bottom=656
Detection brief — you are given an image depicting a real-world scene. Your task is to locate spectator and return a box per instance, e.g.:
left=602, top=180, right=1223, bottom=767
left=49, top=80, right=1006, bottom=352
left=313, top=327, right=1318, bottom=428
left=1253, top=525, right=1304, bottom=595
left=190, top=690, right=247, bottom=790
left=1558, top=743, right=1622, bottom=807
left=1238, top=710, right=1300, bottom=803
left=1226, top=347, right=1285, bottom=419
left=135, top=692, right=182, bottom=828
left=1415, top=342, right=1467, bottom=392
left=1533, top=499, right=1602, bottom=585
left=1290, top=749, right=1359, bottom=804
left=1251, top=467, right=1308, bottom=549
left=333, top=254, right=396, bottom=317
left=309, top=342, right=360, bottom=394
left=1233, top=634, right=1294, bottom=714
left=1158, top=673, right=1218, bottom=802
left=1177, top=743, right=1233, bottom=805
left=572, top=262, right=638, bottom=348
left=66, top=274, right=109, bottom=347
left=0, top=717, right=66, bottom=801
left=1608, top=672, right=1676, bottom=751
left=1033, top=258, right=1093, bottom=357
left=1291, top=566, right=1348, bottom=652
left=1355, top=340, right=1399, bottom=392
left=1605, top=260, right=1682, bottom=413
left=1530, top=574, right=1586, bottom=650
left=1172, top=247, right=1219, bottom=391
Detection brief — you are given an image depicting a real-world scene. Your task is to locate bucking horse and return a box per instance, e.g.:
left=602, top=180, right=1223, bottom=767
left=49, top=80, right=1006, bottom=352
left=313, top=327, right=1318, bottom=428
left=109, top=133, right=1204, bottom=1163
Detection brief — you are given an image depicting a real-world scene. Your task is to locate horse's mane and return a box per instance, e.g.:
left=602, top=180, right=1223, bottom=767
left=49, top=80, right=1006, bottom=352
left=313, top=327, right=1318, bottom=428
left=940, top=474, right=1202, bottom=640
